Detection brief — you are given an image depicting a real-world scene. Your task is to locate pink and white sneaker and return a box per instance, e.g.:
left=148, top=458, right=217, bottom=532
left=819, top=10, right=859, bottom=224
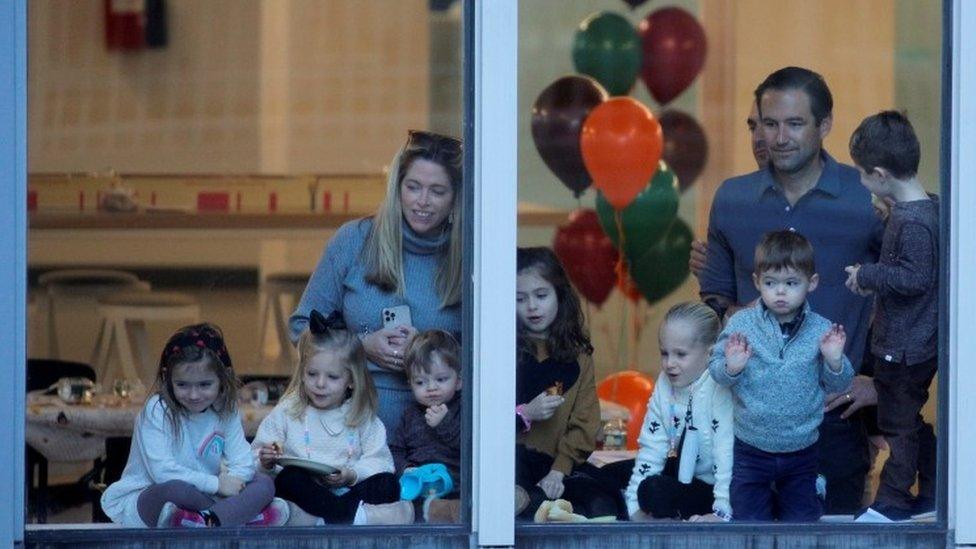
left=245, top=497, right=291, bottom=527
left=157, top=502, right=208, bottom=528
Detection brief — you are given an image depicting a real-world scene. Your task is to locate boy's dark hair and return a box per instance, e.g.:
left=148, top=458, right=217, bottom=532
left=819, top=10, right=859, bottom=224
left=404, top=329, right=461, bottom=378
left=849, top=110, right=920, bottom=179
left=516, top=247, right=593, bottom=363
left=754, top=66, right=833, bottom=125
left=754, top=230, right=816, bottom=278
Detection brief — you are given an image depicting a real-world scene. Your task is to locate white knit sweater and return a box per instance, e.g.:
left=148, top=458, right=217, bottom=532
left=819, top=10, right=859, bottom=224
left=625, top=371, right=734, bottom=518
left=250, top=396, right=394, bottom=484
left=101, top=395, right=255, bottom=526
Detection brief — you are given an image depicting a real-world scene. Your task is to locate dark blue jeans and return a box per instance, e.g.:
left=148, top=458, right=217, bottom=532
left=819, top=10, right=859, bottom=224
left=731, top=438, right=822, bottom=522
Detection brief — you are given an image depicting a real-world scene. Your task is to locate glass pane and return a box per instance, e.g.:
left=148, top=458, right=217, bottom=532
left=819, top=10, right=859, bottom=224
left=517, top=0, right=943, bottom=526
left=26, top=0, right=466, bottom=531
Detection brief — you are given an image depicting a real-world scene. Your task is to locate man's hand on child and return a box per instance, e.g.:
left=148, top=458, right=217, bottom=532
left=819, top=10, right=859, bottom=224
left=325, top=467, right=356, bottom=488
left=522, top=392, right=564, bottom=422
left=825, top=375, right=879, bottom=418
left=425, top=403, right=448, bottom=427
left=257, top=442, right=282, bottom=469
left=217, top=473, right=245, bottom=496
left=819, top=324, right=847, bottom=371
left=536, top=469, right=565, bottom=500
left=724, top=332, right=752, bottom=375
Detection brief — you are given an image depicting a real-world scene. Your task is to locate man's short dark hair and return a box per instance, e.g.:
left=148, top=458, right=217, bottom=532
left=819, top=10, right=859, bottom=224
left=754, top=230, right=816, bottom=279
left=849, top=110, right=920, bottom=179
left=754, top=67, right=833, bottom=126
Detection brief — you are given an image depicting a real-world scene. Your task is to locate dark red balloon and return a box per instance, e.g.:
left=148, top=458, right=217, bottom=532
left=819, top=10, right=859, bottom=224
left=532, top=76, right=608, bottom=198
left=638, top=7, right=707, bottom=105
left=659, top=109, right=708, bottom=192
left=553, top=209, right=619, bottom=306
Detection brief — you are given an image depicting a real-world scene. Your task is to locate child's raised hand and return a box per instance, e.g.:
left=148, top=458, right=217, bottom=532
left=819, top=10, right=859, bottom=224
left=324, top=467, right=356, bottom=488
left=723, top=332, right=752, bottom=375
left=425, top=403, right=449, bottom=428
left=820, top=324, right=847, bottom=371
left=217, top=472, right=245, bottom=496
left=522, top=391, right=564, bottom=422
left=257, top=442, right=282, bottom=469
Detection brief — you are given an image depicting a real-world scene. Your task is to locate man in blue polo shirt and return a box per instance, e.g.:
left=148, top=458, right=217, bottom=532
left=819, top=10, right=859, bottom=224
left=698, top=66, right=884, bottom=515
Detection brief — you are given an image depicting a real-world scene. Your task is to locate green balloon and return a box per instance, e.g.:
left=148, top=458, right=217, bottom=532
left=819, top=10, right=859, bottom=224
left=596, top=160, right=679, bottom=262
left=572, top=12, right=642, bottom=96
left=628, top=218, right=693, bottom=305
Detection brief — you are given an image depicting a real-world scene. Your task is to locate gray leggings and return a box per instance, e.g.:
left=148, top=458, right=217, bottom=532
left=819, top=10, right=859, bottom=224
left=137, top=473, right=274, bottom=527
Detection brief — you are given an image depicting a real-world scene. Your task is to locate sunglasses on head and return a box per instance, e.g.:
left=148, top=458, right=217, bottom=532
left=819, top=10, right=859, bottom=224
left=407, top=129, right=462, bottom=153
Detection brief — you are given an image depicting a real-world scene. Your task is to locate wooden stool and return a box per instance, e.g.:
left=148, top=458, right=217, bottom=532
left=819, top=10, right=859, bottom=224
left=37, top=269, right=148, bottom=359
left=258, top=272, right=309, bottom=360
left=93, top=291, right=200, bottom=382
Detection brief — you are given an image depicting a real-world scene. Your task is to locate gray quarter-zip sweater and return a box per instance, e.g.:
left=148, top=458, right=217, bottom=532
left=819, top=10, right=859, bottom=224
left=709, top=301, right=853, bottom=453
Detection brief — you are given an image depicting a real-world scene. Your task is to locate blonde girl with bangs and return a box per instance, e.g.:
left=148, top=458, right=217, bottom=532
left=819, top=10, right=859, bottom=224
left=101, top=323, right=288, bottom=528
left=290, top=130, right=463, bottom=433
left=253, top=311, right=410, bottom=525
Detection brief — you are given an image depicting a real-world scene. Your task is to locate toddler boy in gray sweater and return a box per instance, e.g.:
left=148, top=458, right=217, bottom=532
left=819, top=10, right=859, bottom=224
left=710, top=230, right=853, bottom=521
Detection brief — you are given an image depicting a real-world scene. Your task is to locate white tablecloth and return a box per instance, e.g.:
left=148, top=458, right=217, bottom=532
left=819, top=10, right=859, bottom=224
left=26, top=392, right=272, bottom=462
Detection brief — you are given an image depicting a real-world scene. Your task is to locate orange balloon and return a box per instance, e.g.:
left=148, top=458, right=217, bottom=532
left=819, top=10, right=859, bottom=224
left=580, top=97, right=663, bottom=210
left=616, top=262, right=643, bottom=303
left=597, top=371, right=655, bottom=450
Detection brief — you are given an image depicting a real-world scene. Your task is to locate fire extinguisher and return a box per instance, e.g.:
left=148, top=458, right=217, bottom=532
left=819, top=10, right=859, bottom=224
left=105, top=0, right=167, bottom=51
left=104, top=0, right=144, bottom=51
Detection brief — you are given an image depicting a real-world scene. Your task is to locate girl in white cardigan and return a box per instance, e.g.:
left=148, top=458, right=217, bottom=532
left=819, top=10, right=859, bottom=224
left=626, top=302, right=734, bottom=522
left=252, top=310, right=405, bottom=524
left=101, top=323, right=287, bottom=527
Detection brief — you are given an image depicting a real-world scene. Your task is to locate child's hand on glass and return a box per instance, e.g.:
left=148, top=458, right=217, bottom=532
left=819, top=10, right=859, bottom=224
left=425, top=403, right=449, bottom=427
left=724, top=332, right=752, bottom=375
left=324, top=467, right=356, bottom=488
left=257, top=441, right=282, bottom=469
left=522, top=391, right=564, bottom=421
left=217, top=473, right=245, bottom=496
left=536, top=469, right=565, bottom=500
left=820, top=323, right=847, bottom=371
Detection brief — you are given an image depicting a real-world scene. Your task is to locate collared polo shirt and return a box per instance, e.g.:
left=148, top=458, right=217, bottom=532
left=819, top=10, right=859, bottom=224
left=700, top=151, right=884, bottom=370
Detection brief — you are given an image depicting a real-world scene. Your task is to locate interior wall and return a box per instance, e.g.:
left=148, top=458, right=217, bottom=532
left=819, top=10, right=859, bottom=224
left=28, top=0, right=430, bottom=174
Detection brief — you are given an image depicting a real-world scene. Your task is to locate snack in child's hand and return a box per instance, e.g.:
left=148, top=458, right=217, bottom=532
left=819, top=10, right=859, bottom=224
left=271, top=441, right=281, bottom=454
left=546, top=381, right=564, bottom=396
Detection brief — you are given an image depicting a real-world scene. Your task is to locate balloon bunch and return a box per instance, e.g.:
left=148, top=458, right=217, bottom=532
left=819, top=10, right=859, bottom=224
left=536, top=7, right=707, bottom=310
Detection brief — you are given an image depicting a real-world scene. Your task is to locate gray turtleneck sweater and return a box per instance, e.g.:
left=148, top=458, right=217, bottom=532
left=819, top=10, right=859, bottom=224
left=289, top=218, right=461, bottom=424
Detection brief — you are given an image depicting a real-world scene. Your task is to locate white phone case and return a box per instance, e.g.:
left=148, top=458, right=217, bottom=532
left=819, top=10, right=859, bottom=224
left=382, top=305, right=412, bottom=328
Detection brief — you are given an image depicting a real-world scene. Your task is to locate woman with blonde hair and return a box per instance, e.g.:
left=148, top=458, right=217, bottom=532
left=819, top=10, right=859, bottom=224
left=290, top=130, right=463, bottom=431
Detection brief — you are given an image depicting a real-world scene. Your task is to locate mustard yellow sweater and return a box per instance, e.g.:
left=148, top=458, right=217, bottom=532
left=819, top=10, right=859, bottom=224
left=517, top=345, right=600, bottom=474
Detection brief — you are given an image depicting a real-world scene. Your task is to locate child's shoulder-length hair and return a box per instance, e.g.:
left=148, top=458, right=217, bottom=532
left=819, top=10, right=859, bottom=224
left=282, top=325, right=378, bottom=427
left=516, top=247, right=593, bottom=363
left=153, top=322, right=239, bottom=437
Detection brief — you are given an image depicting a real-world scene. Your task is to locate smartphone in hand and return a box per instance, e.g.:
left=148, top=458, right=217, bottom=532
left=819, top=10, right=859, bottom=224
left=382, top=305, right=412, bottom=329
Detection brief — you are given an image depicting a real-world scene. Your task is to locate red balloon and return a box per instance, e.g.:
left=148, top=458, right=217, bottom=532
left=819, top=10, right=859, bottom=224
left=639, top=7, right=707, bottom=105
left=659, top=109, right=708, bottom=192
left=580, top=97, right=663, bottom=210
left=553, top=209, right=619, bottom=307
left=532, top=76, right=608, bottom=198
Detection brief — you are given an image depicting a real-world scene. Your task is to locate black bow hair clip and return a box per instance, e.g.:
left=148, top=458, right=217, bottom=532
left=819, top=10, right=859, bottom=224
left=309, top=309, right=347, bottom=335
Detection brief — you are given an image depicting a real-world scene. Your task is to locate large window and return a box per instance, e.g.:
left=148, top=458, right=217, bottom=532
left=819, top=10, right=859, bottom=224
left=516, top=0, right=947, bottom=536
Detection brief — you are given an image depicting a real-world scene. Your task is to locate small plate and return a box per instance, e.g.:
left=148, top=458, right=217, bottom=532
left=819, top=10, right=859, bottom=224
left=278, top=456, right=340, bottom=475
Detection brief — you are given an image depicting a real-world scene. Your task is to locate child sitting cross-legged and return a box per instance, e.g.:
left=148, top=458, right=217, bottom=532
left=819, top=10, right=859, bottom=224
left=388, top=329, right=462, bottom=523
left=709, top=230, right=854, bottom=522
left=626, top=302, right=734, bottom=522
left=252, top=310, right=410, bottom=525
